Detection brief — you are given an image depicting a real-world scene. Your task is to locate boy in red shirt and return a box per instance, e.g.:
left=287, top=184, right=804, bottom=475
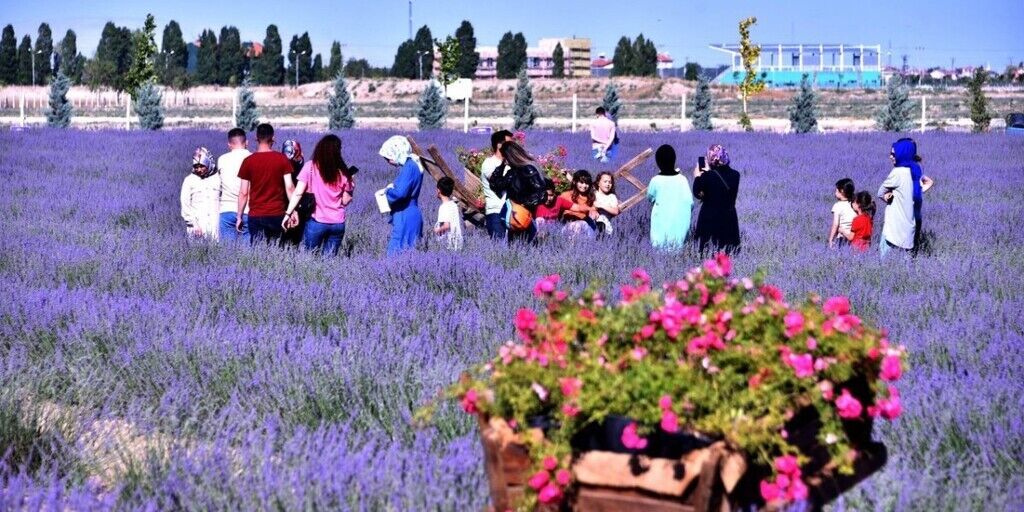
left=237, top=124, right=295, bottom=245
left=534, top=181, right=573, bottom=228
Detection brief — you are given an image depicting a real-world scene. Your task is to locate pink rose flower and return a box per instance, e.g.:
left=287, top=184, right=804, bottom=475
left=783, top=310, right=805, bottom=338
left=774, top=455, right=800, bottom=475
left=880, top=355, right=902, bottom=381
left=460, top=389, right=478, bottom=414
left=787, top=478, right=809, bottom=501
left=785, top=353, right=815, bottom=378
left=561, top=403, right=580, bottom=417
left=660, top=411, right=679, bottom=433
left=555, top=468, right=572, bottom=486
left=835, top=389, right=863, bottom=419
left=659, top=395, right=673, bottom=410
left=538, top=483, right=563, bottom=504
left=760, top=480, right=783, bottom=502
left=527, top=470, right=550, bottom=490
left=806, top=336, right=818, bottom=350
left=543, top=455, right=558, bottom=471
left=559, top=377, right=582, bottom=398
left=621, top=422, right=648, bottom=450
left=823, top=296, right=851, bottom=316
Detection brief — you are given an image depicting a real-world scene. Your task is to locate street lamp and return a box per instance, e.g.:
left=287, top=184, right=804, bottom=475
left=31, top=49, right=42, bottom=86
left=165, top=49, right=175, bottom=71
left=416, top=50, right=429, bottom=80
left=291, top=49, right=307, bottom=87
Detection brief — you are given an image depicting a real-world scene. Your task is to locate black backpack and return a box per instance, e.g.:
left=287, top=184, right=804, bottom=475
left=516, top=165, right=547, bottom=209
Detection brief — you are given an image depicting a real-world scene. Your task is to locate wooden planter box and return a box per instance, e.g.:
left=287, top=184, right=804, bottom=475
left=477, top=409, right=887, bottom=512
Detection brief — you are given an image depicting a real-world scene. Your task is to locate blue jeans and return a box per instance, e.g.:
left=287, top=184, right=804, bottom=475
left=302, top=218, right=346, bottom=256
left=248, top=215, right=286, bottom=246
left=219, top=212, right=249, bottom=243
left=592, top=143, right=619, bottom=163
left=485, top=212, right=507, bottom=240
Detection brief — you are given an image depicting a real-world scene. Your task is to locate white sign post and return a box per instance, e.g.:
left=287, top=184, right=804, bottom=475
left=920, top=96, right=927, bottom=133
left=463, top=98, right=469, bottom=134
left=125, top=99, right=131, bottom=130
left=444, top=78, right=473, bottom=133
left=680, top=92, right=687, bottom=132
left=19, top=94, right=25, bottom=127
left=571, top=93, right=578, bottom=133
left=232, top=90, right=238, bottom=123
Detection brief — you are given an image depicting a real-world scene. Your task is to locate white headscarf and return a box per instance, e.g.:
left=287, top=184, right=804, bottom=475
left=378, top=135, right=422, bottom=173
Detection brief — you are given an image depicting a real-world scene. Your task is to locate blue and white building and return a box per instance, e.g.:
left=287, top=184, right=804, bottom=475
left=710, top=43, right=884, bottom=88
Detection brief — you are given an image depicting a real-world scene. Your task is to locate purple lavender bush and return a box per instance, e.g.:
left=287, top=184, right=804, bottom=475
left=0, top=128, right=1022, bottom=510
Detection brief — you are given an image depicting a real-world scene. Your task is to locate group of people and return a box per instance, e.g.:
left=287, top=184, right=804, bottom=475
left=179, top=119, right=934, bottom=259
left=827, top=137, right=935, bottom=255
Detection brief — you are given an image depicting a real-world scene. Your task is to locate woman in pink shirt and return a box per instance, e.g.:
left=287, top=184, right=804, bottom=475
left=282, top=134, right=357, bottom=255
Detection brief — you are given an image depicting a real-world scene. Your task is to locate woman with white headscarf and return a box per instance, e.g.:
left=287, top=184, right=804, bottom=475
left=180, top=147, right=221, bottom=240
left=379, top=136, right=424, bottom=255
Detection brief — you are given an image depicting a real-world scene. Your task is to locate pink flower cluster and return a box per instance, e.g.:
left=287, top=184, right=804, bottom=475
left=760, top=455, right=809, bottom=503
left=620, top=422, right=648, bottom=450
left=559, top=377, right=582, bottom=417
left=460, top=389, right=479, bottom=414
left=821, top=296, right=863, bottom=336
left=533, top=274, right=567, bottom=302
left=528, top=455, right=572, bottom=505
left=659, top=395, right=679, bottom=433
left=621, top=268, right=652, bottom=304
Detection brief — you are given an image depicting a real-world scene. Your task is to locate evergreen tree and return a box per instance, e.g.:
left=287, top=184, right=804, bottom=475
left=92, top=22, right=133, bottom=91
left=413, top=25, right=434, bottom=79
left=312, top=53, right=323, bottom=81
left=328, top=72, right=355, bottom=129
left=46, top=71, right=73, bottom=128
left=551, top=43, right=565, bottom=78
left=235, top=77, right=259, bottom=131
left=157, top=21, right=187, bottom=83
left=417, top=80, right=447, bottom=130
left=496, top=32, right=515, bottom=79
left=0, top=25, right=16, bottom=85
left=876, top=75, right=914, bottom=132
left=253, top=24, right=284, bottom=85
left=217, top=26, right=244, bottom=86
left=512, top=69, right=538, bottom=130
left=125, top=14, right=158, bottom=99
left=690, top=75, right=713, bottom=131
left=35, top=23, right=53, bottom=84
left=967, top=68, right=991, bottom=133
left=601, top=82, right=623, bottom=122
left=632, top=34, right=657, bottom=77
left=16, top=35, right=32, bottom=85
left=391, top=40, right=417, bottom=79
left=327, top=41, right=343, bottom=78
left=134, top=81, right=163, bottom=130
left=195, top=29, right=218, bottom=85
left=57, top=29, right=84, bottom=83
left=512, top=33, right=527, bottom=76
left=788, top=73, right=818, bottom=133
left=611, top=36, right=633, bottom=77
left=454, top=20, right=479, bottom=79
left=286, top=33, right=314, bottom=85
left=684, top=62, right=701, bottom=81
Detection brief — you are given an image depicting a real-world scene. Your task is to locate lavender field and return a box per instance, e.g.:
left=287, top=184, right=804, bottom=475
left=0, top=128, right=1022, bottom=511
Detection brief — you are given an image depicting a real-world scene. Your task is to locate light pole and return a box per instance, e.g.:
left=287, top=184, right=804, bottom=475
left=416, top=50, right=429, bottom=80
left=291, top=49, right=307, bottom=87
left=31, top=49, right=42, bottom=86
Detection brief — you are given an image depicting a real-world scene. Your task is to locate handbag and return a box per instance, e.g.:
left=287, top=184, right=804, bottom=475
left=503, top=200, right=533, bottom=232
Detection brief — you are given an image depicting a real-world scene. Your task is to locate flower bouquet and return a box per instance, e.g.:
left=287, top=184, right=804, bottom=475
left=456, top=131, right=574, bottom=203
left=439, top=255, right=904, bottom=511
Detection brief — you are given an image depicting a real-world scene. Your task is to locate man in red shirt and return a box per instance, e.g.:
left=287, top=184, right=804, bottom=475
left=237, top=124, right=295, bottom=245
left=535, top=181, right=573, bottom=225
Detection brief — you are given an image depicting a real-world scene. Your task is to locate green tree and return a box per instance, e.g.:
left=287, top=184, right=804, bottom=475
left=157, top=21, right=187, bottom=86
left=252, top=24, right=284, bottom=85
left=91, top=22, right=133, bottom=91
left=217, top=26, right=245, bottom=86
left=391, top=40, right=417, bottom=79
left=413, top=25, right=434, bottom=79
left=876, top=75, right=914, bottom=132
left=125, top=14, right=158, bottom=99
left=690, top=75, right=713, bottom=131
left=632, top=34, right=657, bottom=76
left=551, top=43, right=565, bottom=78
left=496, top=32, right=515, bottom=79
left=57, top=29, right=84, bottom=83
left=435, top=35, right=461, bottom=86
left=967, top=68, right=991, bottom=132
left=195, top=29, right=218, bottom=85
left=235, top=77, right=259, bottom=131
left=35, top=23, right=53, bottom=84
left=312, top=53, right=324, bottom=81
left=46, top=71, right=73, bottom=128
left=454, top=20, right=479, bottom=79
left=602, top=82, right=623, bottom=122
left=16, top=34, right=32, bottom=85
left=134, top=81, right=163, bottom=129
left=737, top=17, right=765, bottom=131
left=328, top=72, right=355, bottom=129
left=327, top=41, right=343, bottom=78
left=417, top=80, right=447, bottom=130
left=684, top=62, right=701, bottom=81
left=788, top=74, right=818, bottom=133
left=0, top=25, right=17, bottom=84
left=512, top=33, right=527, bottom=76
left=286, top=33, right=314, bottom=85
left=611, top=36, right=633, bottom=77
left=513, top=69, right=538, bottom=130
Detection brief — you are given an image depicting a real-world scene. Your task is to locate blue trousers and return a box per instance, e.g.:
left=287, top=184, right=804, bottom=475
left=219, top=212, right=249, bottom=243
left=303, top=218, right=346, bottom=256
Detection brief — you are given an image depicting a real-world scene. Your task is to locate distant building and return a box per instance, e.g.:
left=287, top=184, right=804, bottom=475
left=657, top=53, right=675, bottom=78
left=710, top=43, right=883, bottom=88
left=590, top=52, right=676, bottom=78
left=441, top=37, right=592, bottom=79
left=242, top=42, right=264, bottom=59
left=591, top=53, right=613, bottom=77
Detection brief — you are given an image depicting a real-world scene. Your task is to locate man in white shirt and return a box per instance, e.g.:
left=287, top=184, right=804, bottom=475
left=217, top=128, right=252, bottom=242
left=480, top=129, right=514, bottom=240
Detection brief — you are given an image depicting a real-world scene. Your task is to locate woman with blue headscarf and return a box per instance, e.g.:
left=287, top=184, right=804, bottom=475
left=878, top=138, right=934, bottom=256
left=379, top=135, right=424, bottom=256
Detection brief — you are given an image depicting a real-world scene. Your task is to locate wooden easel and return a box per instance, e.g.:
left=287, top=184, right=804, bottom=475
left=612, top=148, right=653, bottom=214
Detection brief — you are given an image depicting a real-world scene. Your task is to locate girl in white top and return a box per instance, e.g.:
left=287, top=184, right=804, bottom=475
left=594, top=172, right=621, bottom=234
left=828, top=178, right=856, bottom=248
left=180, top=147, right=221, bottom=239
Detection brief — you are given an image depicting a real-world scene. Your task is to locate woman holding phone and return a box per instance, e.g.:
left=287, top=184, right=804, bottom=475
left=693, top=144, right=741, bottom=254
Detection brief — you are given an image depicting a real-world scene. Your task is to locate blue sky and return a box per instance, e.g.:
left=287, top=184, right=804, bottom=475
left=5, top=0, right=1023, bottom=70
